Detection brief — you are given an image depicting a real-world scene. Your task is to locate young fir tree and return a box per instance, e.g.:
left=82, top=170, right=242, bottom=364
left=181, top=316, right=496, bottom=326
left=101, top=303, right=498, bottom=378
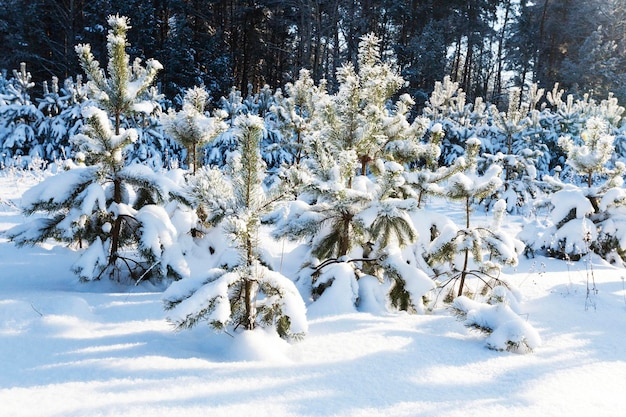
left=427, top=138, right=523, bottom=299
left=163, top=115, right=307, bottom=339
left=7, top=15, right=188, bottom=283
left=162, top=86, right=226, bottom=174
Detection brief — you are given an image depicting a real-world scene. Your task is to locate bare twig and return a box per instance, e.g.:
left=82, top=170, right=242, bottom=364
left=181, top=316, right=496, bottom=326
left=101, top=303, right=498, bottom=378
left=30, top=303, right=43, bottom=317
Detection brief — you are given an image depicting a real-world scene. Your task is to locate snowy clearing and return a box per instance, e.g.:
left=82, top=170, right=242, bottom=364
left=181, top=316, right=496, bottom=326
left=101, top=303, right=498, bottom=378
left=2, top=174, right=626, bottom=417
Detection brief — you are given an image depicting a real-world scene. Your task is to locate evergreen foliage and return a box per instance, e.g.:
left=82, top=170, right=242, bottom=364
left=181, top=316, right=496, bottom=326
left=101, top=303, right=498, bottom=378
left=162, top=86, right=226, bottom=173
left=0, top=63, right=43, bottom=163
left=486, top=86, right=546, bottom=213
left=427, top=139, right=523, bottom=299
left=452, top=286, right=542, bottom=353
left=521, top=115, right=626, bottom=263
left=7, top=15, right=187, bottom=283
left=6, top=8, right=626, bottom=353
left=164, top=115, right=307, bottom=339
left=270, top=34, right=434, bottom=313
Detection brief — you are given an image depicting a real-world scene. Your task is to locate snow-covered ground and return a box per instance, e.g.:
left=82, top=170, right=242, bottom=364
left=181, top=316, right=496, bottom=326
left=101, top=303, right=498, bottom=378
left=2, top=172, right=626, bottom=417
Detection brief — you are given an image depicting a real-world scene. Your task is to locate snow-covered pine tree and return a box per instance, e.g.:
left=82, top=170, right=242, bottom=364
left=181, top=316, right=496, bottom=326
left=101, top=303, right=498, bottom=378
left=203, top=87, right=247, bottom=168
left=540, top=83, right=592, bottom=173
left=244, top=83, right=274, bottom=117
left=486, top=86, right=545, bottom=213
left=36, top=76, right=68, bottom=161
left=401, top=121, right=476, bottom=209
left=332, top=33, right=406, bottom=177
left=220, top=86, right=245, bottom=125
left=125, top=85, right=179, bottom=170
left=0, top=62, right=44, bottom=165
left=35, top=75, right=93, bottom=163
left=269, top=34, right=434, bottom=314
left=427, top=138, right=523, bottom=299
left=271, top=69, right=327, bottom=166
left=162, top=86, right=226, bottom=174
left=245, top=84, right=293, bottom=172
left=8, top=15, right=188, bottom=283
left=41, top=76, right=91, bottom=164
left=521, top=115, right=626, bottom=262
left=423, top=75, right=489, bottom=167
left=164, top=114, right=307, bottom=340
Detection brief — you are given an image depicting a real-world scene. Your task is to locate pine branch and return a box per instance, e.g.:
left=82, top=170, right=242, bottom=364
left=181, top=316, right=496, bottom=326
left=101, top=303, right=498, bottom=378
left=313, top=256, right=380, bottom=274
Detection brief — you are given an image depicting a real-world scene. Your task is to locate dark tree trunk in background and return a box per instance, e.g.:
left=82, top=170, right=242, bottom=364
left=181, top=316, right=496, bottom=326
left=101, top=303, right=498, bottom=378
left=0, top=0, right=621, bottom=104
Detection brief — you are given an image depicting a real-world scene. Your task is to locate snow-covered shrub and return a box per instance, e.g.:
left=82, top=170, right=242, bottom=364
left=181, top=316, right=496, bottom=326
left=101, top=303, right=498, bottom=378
left=452, top=286, right=541, bottom=353
left=164, top=115, right=307, bottom=340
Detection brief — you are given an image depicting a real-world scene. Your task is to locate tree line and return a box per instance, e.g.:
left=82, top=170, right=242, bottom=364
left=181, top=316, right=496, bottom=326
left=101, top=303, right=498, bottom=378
left=2, top=0, right=626, bottom=105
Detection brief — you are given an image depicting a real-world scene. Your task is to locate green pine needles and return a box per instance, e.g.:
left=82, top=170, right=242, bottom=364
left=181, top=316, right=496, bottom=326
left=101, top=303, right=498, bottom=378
left=164, top=114, right=307, bottom=339
left=8, top=15, right=188, bottom=283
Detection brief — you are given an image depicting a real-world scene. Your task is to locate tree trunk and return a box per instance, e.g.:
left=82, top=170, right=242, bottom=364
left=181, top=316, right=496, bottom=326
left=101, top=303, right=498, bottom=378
left=109, top=178, right=123, bottom=274
left=458, top=248, right=470, bottom=297
left=244, top=277, right=256, bottom=330
left=191, top=143, right=197, bottom=174
left=338, top=214, right=352, bottom=257
left=457, top=196, right=471, bottom=297
left=360, top=156, right=368, bottom=176
left=108, top=110, right=123, bottom=277
left=494, top=0, right=511, bottom=105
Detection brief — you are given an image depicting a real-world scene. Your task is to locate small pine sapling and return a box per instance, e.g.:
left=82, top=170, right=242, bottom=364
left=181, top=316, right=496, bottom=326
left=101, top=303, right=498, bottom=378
left=427, top=138, right=523, bottom=300
left=522, top=115, right=626, bottom=262
left=36, top=76, right=74, bottom=161
left=8, top=15, right=188, bottom=283
left=270, top=69, right=327, bottom=165
left=269, top=34, right=435, bottom=313
left=488, top=86, right=545, bottom=213
left=164, top=115, right=307, bottom=340
left=0, top=62, right=43, bottom=162
left=423, top=76, right=489, bottom=167
left=162, top=86, right=226, bottom=174
left=402, top=122, right=475, bottom=209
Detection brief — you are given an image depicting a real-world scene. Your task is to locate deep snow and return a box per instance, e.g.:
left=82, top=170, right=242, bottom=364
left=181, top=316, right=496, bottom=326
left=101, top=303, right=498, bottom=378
left=2, top=172, right=626, bottom=417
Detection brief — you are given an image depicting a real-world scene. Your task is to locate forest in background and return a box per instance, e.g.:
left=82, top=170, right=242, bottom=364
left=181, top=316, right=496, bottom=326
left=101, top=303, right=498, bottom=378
left=2, top=0, right=626, bottom=105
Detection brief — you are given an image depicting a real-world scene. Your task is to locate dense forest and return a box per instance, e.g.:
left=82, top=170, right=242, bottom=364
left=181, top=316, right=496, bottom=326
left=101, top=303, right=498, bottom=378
left=1, top=0, right=626, bottom=105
